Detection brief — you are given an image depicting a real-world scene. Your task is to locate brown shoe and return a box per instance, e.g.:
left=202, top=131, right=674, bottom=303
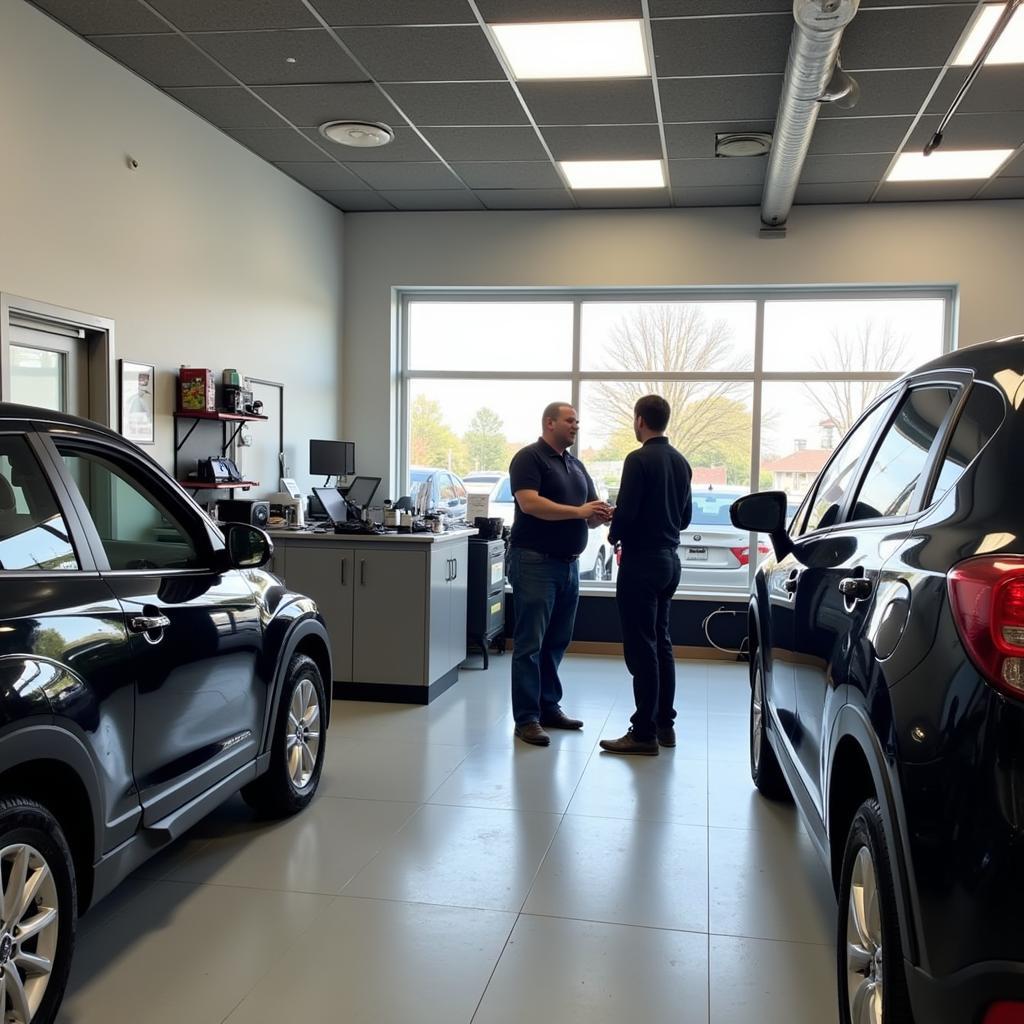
left=600, top=729, right=659, bottom=756
left=515, top=722, right=551, bottom=746
left=539, top=709, right=583, bottom=730
left=657, top=726, right=676, bottom=748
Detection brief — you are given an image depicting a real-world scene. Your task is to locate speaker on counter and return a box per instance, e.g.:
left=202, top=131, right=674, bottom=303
left=217, top=498, right=270, bottom=529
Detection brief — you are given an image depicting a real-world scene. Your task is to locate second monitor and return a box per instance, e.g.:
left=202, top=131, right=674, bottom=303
left=309, top=439, right=355, bottom=480
left=341, top=475, right=381, bottom=510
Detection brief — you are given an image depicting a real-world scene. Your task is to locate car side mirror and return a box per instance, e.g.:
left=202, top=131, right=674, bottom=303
left=222, top=523, right=273, bottom=569
left=730, top=491, right=794, bottom=560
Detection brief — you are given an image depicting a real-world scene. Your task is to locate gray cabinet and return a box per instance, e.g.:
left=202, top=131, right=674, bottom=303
left=428, top=544, right=468, bottom=684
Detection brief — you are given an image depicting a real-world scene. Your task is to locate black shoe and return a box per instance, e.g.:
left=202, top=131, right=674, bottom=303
left=539, top=708, right=584, bottom=730
left=515, top=722, right=551, bottom=746
left=657, top=726, right=676, bottom=748
left=599, top=729, right=659, bottom=756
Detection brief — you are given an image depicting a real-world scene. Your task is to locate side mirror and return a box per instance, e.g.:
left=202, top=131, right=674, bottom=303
left=730, top=491, right=794, bottom=560
left=222, top=523, right=273, bottom=569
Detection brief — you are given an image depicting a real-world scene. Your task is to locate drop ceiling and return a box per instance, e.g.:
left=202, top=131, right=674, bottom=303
left=26, top=0, right=1024, bottom=212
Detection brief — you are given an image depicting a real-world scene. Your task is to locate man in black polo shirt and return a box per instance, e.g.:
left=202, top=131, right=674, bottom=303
left=508, top=402, right=612, bottom=746
left=601, top=394, right=692, bottom=756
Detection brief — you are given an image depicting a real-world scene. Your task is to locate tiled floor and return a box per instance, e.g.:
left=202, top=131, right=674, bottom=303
left=59, top=656, right=838, bottom=1024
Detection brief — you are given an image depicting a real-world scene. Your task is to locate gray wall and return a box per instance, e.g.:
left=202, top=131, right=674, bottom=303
left=0, top=0, right=345, bottom=497
left=342, top=202, right=1024, bottom=497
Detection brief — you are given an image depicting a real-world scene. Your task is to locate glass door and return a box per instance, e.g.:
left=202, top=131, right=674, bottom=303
left=8, top=323, right=86, bottom=414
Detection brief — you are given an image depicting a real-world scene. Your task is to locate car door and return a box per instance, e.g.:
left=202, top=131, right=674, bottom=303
left=788, top=381, right=964, bottom=815
left=46, top=435, right=267, bottom=825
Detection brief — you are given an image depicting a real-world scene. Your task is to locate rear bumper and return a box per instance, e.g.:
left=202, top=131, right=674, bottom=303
left=907, top=959, right=1024, bottom=1024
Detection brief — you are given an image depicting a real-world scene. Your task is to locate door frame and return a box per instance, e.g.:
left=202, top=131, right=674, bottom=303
left=1, top=292, right=115, bottom=425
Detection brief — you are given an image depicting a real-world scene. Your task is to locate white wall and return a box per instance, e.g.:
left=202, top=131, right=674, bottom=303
left=0, top=0, right=345, bottom=496
left=343, top=201, right=1024, bottom=495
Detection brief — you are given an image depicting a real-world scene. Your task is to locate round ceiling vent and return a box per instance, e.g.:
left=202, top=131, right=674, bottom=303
left=318, top=121, right=395, bottom=148
left=714, top=132, right=773, bottom=158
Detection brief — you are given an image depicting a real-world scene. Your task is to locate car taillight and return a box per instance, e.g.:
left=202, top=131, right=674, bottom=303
left=947, top=556, right=1024, bottom=699
left=730, top=546, right=750, bottom=566
left=984, top=1003, right=1024, bottom=1024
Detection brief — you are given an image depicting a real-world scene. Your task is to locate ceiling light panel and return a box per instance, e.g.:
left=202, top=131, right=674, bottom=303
left=887, top=149, right=1014, bottom=181
left=560, top=160, right=665, bottom=189
left=491, top=20, right=649, bottom=80
left=953, top=4, right=1024, bottom=66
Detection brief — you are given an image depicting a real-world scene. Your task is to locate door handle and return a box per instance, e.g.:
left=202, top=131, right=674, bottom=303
left=839, top=577, right=873, bottom=601
left=783, top=570, right=800, bottom=594
left=129, top=614, right=170, bottom=632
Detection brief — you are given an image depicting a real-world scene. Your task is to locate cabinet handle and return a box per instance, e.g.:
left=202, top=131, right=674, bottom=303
left=360, top=559, right=366, bottom=585
left=452, top=558, right=457, bottom=581
left=340, top=559, right=346, bottom=585
left=444, top=558, right=451, bottom=582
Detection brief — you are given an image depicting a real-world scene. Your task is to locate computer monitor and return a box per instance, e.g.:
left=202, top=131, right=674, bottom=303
left=312, top=487, right=350, bottom=526
left=341, top=476, right=381, bottom=509
left=309, top=439, right=355, bottom=478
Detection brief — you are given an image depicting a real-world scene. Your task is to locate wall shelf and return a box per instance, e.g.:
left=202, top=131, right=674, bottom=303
left=180, top=480, right=258, bottom=491
left=174, top=404, right=267, bottom=499
left=174, top=410, right=269, bottom=423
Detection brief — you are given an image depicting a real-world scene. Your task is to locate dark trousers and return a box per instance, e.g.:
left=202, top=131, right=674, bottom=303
left=616, top=547, right=682, bottom=741
left=508, top=546, right=580, bottom=725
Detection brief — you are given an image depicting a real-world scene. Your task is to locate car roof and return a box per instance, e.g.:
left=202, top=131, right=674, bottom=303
left=911, top=335, right=1024, bottom=381
left=0, top=402, right=131, bottom=444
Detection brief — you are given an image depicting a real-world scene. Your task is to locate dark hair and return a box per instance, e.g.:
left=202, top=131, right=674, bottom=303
left=634, top=394, right=670, bottom=432
left=542, top=402, right=573, bottom=426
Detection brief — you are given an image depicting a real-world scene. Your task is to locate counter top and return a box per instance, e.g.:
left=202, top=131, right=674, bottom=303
left=266, top=525, right=477, bottom=545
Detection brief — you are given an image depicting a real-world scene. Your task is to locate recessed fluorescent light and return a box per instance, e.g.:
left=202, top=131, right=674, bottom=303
left=887, top=149, right=1014, bottom=182
left=560, top=160, right=665, bottom=189
left=490, top=20, right=648, bottom=80
left=953, top=3, right=1024, bottom=65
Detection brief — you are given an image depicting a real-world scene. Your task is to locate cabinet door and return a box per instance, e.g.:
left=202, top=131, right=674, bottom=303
left=448, top=541, right=468, bottom=668
left=428, top=546, right=453, bottom=685
left=353, top=548, right=428, bottom=685
left=280, top=543, right=353, bottom=683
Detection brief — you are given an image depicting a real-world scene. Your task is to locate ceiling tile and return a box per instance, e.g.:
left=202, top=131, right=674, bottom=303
left=520, top=81, right=657, bottom=126
left=669, top=157, right=766, bottom=187
left=818, top=68, right=944, bottom=120
left=383, top=83, right=529, bottom=126
left=799, top=153, right=894, bottom=183
left=542, top=124, right=663, bottom=161
left=875, top=180, right=983, bottom=202
left=659, top=76, right=782, bottom=123
left=841, top=7, right=974, bottom=71
left=477, top=0, right=641, bottom=20
left=475, top=189, right=575, bottom=209
left=980, top=178, right=1024, bottom=199
left=317, top=190, right=397, bottom=210
left=168, top=87, right=287, bottom=128
left=337, top=26, right=503, bottom=81
left=808, top=117, right=913, bottom=155
left=907, top=112, right=1024, bottom=151
left=927, top=67, right=1024, bottom=116
left=380, top=190, right=484, bottom=209
left=794, top=182, right=877, bottom=204
left=651, top=0, right=789, bottom=13
left=303, top=126, right=437, bottom=160
left=311, top=0, right=475, bottom=24
left=451, top=162, right=562, bottom=188
left=1003, top=151, right=1024, bottom=176
left=146, top=0, right=319, bottom=31
left=859, top=0, right=976, bottom=6
left=652, top=15, right=792, bottom=77
left=29, top=0, right=168, bottom=34
left=574, top=189, right=671, bottom=207
left=273, top=161, right=370, bottom=189
left=665, top=121, right=773, bottom=159
left=191, top=29, right=364, bottom=85
left=672, top=185, right=761, bottom=206
left=423, top=127, right=548, bottom=161
left=348, top=161, right=464, bottom=188
left=226, top=127, right=331, bottom=161
left=255, top=83, right=398, bottom=126
left=89, top=34, right=231, bottom=87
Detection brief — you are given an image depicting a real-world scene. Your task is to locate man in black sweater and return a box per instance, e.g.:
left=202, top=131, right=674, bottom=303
left=600, top=394, right=692, bottom=756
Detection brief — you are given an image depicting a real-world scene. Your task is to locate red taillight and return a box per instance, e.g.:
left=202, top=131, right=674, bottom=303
left=984, top=1002, right=1024, bottom=1024
left=730, top=546, right=750, bottom=567
left=947, top=556, right=1024, bottom=699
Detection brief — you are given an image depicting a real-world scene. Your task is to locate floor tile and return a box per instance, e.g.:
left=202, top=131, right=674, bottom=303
left=342, top=802, right=561, bottom=911
left=523, top=813, right=708, bottom=933
left=473, top=914, right=709, bottom=1024
left=707, top=670, right=750, bottom=715
left=706, top=760, right=805, bottom=833
left=224, top=897, right=515, bottom=1024
left=707, top=713, right=750, bottom=763
left=477, top=710, right=612, bottom=751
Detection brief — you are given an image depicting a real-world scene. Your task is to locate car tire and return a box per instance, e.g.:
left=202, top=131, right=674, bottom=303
left=837, top=799, right=914, bottom=1024
left=0, top=797, right=76, bottom=1024
left=242, top=653, right=327, bottom=817
left=750, top=653, right=791, bottom=801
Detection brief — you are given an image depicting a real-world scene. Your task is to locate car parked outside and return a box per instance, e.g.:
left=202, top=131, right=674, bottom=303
left=408, top=466, right=469, bottom=520
left=463, top=471, right=504, bottom=494
left=0, top=403, right=332, bottom=1024
left=731, top=335, right=1024, bottom=1024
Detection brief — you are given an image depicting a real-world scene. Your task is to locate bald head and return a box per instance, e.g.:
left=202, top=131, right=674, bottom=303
left=541, top=402, right=578, bottom=453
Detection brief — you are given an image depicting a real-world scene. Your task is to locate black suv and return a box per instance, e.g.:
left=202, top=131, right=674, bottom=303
left=732, top=336, right=1024, bottom=1024
left=0, top=404, right=331, bottom=1024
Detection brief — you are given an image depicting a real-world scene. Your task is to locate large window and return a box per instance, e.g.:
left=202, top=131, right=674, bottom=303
left=402, top=289, right=952, bottom=593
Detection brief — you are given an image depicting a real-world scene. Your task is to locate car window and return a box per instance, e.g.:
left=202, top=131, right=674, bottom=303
left=494, top=478, right=513, bottom=503
left=849, top=387, right=957, bottom=523
left=929, top=384, right=1005, bottom=502
left=0, top=435, right=78, bottom=571
left=58, top=446, right=203, bottom=571
left=452, top=477, right=467, bottom=501
left=690, top=493, right=740, bottom=526
left=438, top=474, right=457, bottom=502
left=800, top=398, right=893, bottom=535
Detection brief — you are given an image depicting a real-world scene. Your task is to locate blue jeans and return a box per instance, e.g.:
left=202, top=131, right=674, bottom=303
left=508, top=547, right=580, bottom=725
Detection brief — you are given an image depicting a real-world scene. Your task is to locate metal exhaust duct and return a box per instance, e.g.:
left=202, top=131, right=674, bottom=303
left=760, top=0, right=860, bottom=234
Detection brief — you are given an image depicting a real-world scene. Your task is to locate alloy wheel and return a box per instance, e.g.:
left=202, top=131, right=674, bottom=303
left=286, top=677, right=322, bottom=791
left=0, top=843, right=60, bottom=1023
left=846, top=844, right=884, bottom=1024
left=751, top=663, right=764, bottom=772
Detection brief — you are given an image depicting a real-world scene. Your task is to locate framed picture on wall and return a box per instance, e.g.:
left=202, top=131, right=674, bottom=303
left=119, top=359, right=155, bottom=445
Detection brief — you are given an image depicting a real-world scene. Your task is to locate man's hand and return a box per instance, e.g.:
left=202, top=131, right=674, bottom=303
left=580, top=500, right=613, bottom=523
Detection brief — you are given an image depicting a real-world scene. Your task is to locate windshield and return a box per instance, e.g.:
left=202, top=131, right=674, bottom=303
left=493, top=478, right=513, bottom=503
left=690, top=493, right=742, bottom=526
